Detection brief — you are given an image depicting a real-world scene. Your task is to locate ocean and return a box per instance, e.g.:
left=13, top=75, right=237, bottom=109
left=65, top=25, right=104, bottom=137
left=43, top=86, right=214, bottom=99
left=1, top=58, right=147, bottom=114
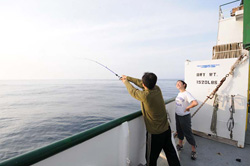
left=0, top=79, right=179, bottom=162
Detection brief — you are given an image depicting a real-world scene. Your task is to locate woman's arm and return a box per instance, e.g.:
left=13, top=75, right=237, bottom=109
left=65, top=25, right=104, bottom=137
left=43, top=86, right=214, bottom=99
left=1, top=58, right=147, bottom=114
left=185, top=100, right=198, bottom=112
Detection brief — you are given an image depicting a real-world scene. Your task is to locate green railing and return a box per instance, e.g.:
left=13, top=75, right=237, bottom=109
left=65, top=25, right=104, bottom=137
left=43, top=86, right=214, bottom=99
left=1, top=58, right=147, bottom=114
left=0, top=98, right=175, bottom=166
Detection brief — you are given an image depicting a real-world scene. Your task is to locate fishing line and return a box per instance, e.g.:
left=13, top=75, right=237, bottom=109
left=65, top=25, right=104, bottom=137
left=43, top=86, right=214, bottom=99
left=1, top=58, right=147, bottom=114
left=84, top=58, right=121, bottom=79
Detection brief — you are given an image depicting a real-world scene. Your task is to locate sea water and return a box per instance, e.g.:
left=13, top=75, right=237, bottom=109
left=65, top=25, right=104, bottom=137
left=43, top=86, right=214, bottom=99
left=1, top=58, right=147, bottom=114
left=0, top=79, right=179, bottom=161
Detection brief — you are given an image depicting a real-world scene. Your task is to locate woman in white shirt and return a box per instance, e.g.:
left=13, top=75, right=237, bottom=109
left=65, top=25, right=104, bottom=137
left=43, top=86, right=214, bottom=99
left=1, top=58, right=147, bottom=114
left=175, top=80, right=198, bottom=160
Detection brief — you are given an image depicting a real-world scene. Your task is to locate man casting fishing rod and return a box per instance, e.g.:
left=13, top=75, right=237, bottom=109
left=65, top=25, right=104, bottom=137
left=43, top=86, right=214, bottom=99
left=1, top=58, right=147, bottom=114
left=86, top=59, right=180, bottom=165
left=120, top=73, right=180, bottom=166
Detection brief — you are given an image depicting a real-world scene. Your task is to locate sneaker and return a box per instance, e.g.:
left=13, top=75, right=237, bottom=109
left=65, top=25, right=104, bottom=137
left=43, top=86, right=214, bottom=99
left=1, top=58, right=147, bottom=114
left=176, top=144, right=183, bottom=151
left=191, top=151, right=197, bottom=160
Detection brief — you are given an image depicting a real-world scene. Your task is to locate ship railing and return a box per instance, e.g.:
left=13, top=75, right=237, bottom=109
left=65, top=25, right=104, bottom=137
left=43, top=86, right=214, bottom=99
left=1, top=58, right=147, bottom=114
left=219, top=0, right=242, bottom=20
left=0, top=98, right=176, bottom=166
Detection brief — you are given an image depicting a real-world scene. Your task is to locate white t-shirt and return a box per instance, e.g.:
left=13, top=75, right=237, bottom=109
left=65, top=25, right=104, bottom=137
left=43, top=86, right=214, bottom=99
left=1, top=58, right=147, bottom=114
left=175, top=91, right=196, bottom=116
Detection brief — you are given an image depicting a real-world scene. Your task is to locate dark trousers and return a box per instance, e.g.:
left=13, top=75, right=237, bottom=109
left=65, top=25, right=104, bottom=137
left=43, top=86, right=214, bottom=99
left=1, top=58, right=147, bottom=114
left=146, top=128, right=181, bottom=166
left=175, top=114, right=196, bottom=146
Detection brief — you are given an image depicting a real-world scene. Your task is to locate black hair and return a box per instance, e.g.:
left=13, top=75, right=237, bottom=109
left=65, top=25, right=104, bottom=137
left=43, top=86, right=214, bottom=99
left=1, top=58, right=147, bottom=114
left=142, top=72, right=157, bottom=90
left=177, top=80, right=187, bottom=89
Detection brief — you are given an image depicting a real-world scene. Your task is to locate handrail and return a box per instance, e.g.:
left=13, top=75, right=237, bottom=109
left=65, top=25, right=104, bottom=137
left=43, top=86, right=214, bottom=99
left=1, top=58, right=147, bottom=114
left=219, top=0, right=241, bottom=20
left=0, top=97, right=176, bottom=166
left=219, top=0, right=240, bottom=7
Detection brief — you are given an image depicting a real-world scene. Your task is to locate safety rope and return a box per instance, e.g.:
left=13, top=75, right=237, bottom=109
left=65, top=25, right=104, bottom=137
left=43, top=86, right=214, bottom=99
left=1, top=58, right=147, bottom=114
left=191, top=53, right=248, bottom=118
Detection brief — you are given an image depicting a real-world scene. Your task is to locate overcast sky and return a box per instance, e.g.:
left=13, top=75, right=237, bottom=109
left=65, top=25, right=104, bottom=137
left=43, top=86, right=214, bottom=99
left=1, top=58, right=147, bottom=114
left=0, top=0, right=239, bottom=79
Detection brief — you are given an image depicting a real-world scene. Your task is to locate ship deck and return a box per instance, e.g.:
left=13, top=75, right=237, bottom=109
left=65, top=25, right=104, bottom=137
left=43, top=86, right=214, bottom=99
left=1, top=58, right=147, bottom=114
left=157, top=113, right=250, bottom=166
left=178, top=135, right=250, bottom=166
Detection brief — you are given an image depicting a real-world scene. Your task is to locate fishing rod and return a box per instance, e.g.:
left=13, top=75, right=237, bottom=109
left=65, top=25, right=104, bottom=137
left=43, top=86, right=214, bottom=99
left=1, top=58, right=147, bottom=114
left=85, top=58, right=121, bottom=79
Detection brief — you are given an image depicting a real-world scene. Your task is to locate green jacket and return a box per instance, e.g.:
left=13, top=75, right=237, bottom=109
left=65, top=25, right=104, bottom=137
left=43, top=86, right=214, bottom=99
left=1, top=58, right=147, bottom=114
left=124, top=76, right=169, bottom=134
